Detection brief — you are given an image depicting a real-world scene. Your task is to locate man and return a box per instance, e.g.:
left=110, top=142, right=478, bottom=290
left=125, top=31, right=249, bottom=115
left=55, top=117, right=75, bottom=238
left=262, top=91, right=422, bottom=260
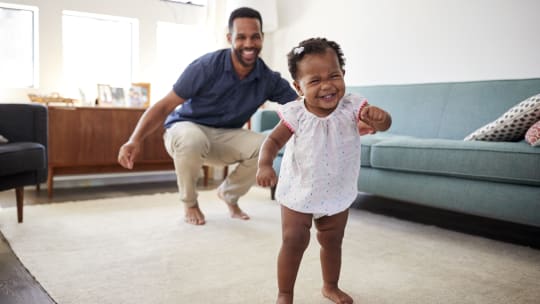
left=117, top=7, right=298, bottom=225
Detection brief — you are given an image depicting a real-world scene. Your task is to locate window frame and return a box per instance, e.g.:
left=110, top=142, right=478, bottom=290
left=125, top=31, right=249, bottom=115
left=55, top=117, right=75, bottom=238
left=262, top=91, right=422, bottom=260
left=162, top=0, right=207, bottom=6
left=0, top=2, right=39, bottom=88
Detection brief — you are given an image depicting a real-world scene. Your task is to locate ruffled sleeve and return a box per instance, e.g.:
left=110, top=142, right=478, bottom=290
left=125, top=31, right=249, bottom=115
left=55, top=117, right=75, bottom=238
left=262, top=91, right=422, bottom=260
left=277, top=100, right=303, bottom=133
left=346, top=94, right=369, bottom=123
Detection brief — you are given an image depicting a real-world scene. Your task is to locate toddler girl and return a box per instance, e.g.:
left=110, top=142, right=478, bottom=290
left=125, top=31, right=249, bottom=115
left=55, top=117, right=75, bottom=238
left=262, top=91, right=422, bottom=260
left=257, top=37, right=392, bottom=304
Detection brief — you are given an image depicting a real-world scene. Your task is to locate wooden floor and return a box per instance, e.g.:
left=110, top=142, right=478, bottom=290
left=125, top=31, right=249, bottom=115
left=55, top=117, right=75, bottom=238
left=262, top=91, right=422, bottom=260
left=1, top=177, right=538, bottom=303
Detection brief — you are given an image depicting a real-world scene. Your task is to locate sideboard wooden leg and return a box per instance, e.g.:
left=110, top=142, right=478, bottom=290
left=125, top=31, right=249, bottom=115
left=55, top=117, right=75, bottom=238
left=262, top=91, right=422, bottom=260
left=47, top=168, right=54, bottom=199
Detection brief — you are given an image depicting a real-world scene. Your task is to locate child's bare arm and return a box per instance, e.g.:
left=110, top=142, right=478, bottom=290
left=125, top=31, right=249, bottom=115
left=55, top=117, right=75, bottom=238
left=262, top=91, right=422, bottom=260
left=359, top=105, right=392, bottom=132
left=257, top=122, right=293, bottom=188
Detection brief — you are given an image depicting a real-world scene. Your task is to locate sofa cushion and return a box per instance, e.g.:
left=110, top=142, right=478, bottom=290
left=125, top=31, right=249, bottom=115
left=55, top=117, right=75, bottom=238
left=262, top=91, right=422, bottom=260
left=525, top=121, right=540, bottom=146
left=464, top=93, right=540, bottom=142
left=0, top=142, right=47, bottom=176
left=370, top=136, right=540, bottom=186
left=360, top=133, right=413, bottom=167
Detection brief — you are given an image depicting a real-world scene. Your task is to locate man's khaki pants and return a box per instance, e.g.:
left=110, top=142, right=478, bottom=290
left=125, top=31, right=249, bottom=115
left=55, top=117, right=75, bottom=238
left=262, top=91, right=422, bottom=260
left=163, top=121, right=265, bottom=207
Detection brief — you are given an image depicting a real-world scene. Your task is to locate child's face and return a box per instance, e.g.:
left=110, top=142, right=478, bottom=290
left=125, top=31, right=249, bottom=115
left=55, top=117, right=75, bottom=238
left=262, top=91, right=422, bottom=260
left=293, top=49, right=345, bottom=117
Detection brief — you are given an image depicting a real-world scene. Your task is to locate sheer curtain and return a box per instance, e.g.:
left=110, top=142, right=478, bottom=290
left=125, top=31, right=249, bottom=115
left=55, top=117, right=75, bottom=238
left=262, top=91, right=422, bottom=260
left=62, top=11, right=138, bottom=103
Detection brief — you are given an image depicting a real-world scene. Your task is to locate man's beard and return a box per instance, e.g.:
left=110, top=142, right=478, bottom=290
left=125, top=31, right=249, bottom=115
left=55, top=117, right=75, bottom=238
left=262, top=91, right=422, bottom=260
left=234, top=47, right=260, bottom=68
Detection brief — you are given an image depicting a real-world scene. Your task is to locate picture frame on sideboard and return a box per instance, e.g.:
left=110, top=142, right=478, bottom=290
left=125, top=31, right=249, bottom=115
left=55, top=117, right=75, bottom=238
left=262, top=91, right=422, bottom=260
left=97, top=84, right=113, bottom=106
left=128, top=82, right=151, bottom=108
left=111, top=87, right=126, bottom=106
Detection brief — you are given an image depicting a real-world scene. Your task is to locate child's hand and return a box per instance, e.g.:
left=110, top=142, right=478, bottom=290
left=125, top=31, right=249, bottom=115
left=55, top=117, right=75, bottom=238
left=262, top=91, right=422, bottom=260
left=360, top=105, right=386, bottom=123
left=357, top=119, right=375, bottom=135
left=256, top=166, right=278, bottom=188
left=359, top=105, right=391, bottom=133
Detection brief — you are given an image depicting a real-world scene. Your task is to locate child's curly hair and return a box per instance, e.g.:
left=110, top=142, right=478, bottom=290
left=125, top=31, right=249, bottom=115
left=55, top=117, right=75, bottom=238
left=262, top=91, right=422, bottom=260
left=287, top=37, right=346, bottom=80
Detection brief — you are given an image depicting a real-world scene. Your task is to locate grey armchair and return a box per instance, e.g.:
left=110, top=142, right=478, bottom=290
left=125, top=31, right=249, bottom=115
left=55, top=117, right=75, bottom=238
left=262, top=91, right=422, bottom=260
left=0, top=103, right=48, bottom=223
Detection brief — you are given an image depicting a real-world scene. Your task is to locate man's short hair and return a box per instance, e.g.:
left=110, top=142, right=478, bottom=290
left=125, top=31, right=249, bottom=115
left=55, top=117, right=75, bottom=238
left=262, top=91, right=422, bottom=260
left=228, top=7, right=263, bottom=33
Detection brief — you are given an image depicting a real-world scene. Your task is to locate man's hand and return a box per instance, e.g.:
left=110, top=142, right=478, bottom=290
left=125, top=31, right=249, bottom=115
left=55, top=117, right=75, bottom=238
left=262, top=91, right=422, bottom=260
left=256, top=166, right=278, bottom=188
left=117, top=141, right=141, bottom=169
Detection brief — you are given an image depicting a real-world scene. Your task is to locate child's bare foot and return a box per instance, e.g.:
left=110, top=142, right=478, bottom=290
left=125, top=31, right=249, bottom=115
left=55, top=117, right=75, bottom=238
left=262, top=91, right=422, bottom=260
left=276, top=292, right=293, bottom=304
left=184, top=204, right=205, bottom=225
left=322, top=285, right=353, bottom=304
left=218, top=191, right=250, bottom=220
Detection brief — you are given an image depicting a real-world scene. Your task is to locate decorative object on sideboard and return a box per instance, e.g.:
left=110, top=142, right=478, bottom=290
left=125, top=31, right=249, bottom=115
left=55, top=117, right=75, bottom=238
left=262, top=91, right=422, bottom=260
left=129, top=82, right=151, bottom=108
left=111, top=87, right=126, bottom=106
left=28, top=92, right=74, bottom=106
left=97, top=84, right=114, bottom=106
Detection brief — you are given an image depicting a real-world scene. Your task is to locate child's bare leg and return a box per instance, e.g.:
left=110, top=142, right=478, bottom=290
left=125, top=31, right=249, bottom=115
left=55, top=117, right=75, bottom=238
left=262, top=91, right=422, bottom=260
left=314, top=210, right=353, bottom=304
left=277, top=205, right=313, bottom=304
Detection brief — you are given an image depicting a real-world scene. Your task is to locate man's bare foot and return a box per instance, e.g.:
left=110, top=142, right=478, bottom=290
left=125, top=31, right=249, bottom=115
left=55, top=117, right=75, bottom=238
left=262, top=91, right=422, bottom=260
left=184, top=204, right=205, bottom=225
left=276, top=292, right=293, bottom=304
left=217, top=191, right=250, bottom=220
left=322, top=285, right=353, bottom=304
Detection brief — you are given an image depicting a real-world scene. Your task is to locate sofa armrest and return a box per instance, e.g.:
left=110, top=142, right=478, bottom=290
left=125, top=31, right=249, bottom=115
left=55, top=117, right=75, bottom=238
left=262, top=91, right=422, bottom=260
left=251, top=109, right=280, bottom=133
left=0, top=103, right=48, bottom=149
left=0, top=102, right=48, bottom=183
left=0, top=103, right=48, bottom=180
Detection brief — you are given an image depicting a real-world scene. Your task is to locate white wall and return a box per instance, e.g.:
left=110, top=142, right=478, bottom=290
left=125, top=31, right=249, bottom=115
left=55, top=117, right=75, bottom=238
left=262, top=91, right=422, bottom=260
left=2, top=0, right=540, bottom=103
left=268, top=0, right=540, bottom=85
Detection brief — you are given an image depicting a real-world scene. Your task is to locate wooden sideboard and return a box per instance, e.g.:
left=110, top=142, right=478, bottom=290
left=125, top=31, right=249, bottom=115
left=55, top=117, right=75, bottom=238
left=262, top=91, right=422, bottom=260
left=47, top=106, right=174, bottom=198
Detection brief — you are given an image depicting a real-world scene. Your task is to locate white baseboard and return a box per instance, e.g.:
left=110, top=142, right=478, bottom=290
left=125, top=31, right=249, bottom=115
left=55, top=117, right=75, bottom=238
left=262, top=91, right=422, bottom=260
left=49, top=171, right=177, bottom=188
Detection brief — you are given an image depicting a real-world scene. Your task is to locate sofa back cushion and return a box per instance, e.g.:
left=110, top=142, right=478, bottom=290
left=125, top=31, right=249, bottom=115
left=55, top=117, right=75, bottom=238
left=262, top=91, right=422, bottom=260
left=348, top=78, right=540, bottom=139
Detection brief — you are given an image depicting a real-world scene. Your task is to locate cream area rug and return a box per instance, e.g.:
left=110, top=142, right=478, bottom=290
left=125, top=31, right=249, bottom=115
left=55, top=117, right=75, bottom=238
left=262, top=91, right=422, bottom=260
left=1, top=187, right=539, bottom=304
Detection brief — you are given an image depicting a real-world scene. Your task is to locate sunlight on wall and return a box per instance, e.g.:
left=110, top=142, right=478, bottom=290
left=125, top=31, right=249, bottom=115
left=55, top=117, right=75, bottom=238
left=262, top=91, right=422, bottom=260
left=154, top=21, right=212, bottom=102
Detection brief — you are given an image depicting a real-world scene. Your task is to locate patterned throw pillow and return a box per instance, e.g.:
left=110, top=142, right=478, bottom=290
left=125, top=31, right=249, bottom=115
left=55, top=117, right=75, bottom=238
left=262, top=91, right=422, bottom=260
left=525, top=120, right=540, bottom=146
left=464, top=93, right=540, bottom=141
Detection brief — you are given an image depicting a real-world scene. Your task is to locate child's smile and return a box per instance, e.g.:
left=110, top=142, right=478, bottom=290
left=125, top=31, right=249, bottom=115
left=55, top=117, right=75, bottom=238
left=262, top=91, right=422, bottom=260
left=319, top=93, right=338, bottom=102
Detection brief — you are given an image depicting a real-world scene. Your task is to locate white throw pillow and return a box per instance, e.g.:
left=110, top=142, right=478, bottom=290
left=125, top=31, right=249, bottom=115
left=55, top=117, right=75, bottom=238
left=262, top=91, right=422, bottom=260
left=464, top=93, right=540, bottom=141
left=525, top=120, right=540, bottom=146
left=0, top=134, right=8, bottom=144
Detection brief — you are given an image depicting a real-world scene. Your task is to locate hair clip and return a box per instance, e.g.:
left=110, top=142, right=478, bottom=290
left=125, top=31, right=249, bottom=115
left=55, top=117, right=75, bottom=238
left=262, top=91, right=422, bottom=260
left=293, top=46, right=304, bottom=55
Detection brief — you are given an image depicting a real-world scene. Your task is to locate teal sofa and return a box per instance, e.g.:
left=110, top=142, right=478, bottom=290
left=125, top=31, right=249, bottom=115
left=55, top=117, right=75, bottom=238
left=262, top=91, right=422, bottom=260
left=252, top=78, right=540, bottom=227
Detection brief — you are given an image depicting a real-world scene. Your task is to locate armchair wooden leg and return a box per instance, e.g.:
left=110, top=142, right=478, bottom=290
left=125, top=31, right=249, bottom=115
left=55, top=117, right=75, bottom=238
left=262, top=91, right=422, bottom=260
left=15, top=187, right=24, bottom=223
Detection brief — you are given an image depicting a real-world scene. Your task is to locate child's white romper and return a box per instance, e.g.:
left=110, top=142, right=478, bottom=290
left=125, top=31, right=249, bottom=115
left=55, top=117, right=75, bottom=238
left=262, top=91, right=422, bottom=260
left=276, top=94, right=367, bottom=218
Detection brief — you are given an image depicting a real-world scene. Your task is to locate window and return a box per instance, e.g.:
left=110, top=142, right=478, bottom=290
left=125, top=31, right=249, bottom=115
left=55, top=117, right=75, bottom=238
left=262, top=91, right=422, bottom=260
left=62, top=11, right=138, bottom=100
left=0, top=3, right=38, bottom=88
left=155, top=21, right=211, bottom=99
left=162, top=0, right=207, bottom=6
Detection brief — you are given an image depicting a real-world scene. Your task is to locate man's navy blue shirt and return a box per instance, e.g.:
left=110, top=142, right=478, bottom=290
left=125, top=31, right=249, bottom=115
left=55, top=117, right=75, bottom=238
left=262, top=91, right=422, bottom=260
left=164, top=49, right=298, bottom=129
